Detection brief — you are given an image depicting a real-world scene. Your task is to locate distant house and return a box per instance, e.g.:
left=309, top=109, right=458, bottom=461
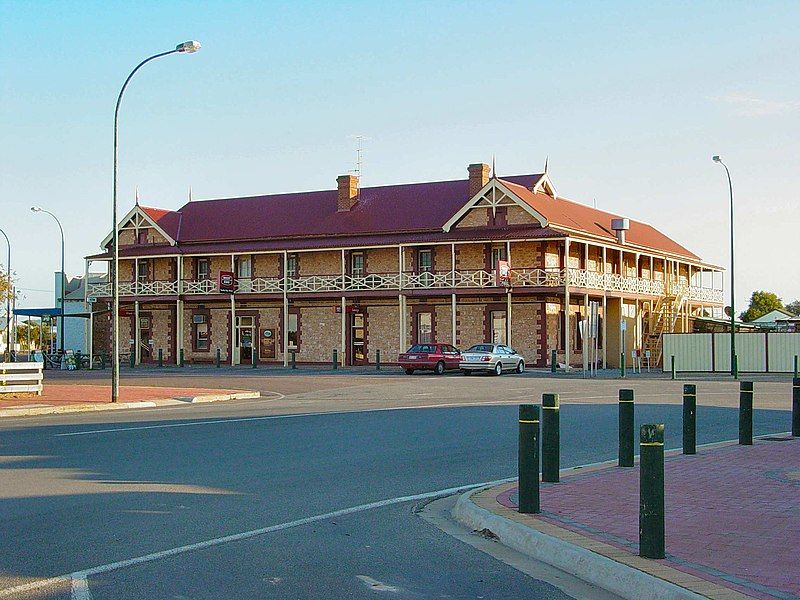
left=751, top=308, right=796, bottom=330
left=58, top=272, right=106, bottom=353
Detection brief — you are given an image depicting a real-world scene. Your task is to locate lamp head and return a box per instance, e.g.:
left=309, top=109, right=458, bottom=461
left=712, top=155, right=722, bottom=163
left=30, top=206, right=42, bottom=213
left=176, top=40, right=201, bottom=53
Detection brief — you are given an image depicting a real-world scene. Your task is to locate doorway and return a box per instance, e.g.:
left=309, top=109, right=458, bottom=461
left=349, top=313, right=367, bottom=365
left=138, top=315, right=152, bottom=363
left=235, top=316, right=255, bottom=365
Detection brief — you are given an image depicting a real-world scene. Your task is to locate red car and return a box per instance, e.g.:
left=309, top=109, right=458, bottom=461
left=398, top=343, right=462, bottom=375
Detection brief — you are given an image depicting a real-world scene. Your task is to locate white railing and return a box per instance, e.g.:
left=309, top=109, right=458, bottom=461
left=0, top=362, right=44, bottom=396
left=84, top=269, right=722, bottom=301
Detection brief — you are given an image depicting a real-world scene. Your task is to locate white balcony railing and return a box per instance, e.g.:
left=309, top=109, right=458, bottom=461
left=85, top=268, right=723, bottom=302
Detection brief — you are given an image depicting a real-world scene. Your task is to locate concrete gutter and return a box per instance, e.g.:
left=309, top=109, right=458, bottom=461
left=0, top=391, right=260, bottom=418
left=452, top=487, right=705, bottom=600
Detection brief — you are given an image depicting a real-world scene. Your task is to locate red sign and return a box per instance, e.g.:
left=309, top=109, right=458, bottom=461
left=496, top=260, right=511, bottom=286
left=219, top=271, right=236, bottom=293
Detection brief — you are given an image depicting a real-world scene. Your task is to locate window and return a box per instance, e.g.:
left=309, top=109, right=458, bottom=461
left=287, top=254, right=298, bottom=278
left=350, top=252, right=365, bottom=277
left=417, top=312, right=433, bottom=344
left=417, top=249, right=433, bottom=273
left=193, top=313, right=209, bottom=351
left=491, top=310, right=507, bottom=345
left=287, top=313, right=299, bottom=349
left=197, top=258, right=210, bottom=281
left=137, top=261, right=148, bottom=284
left=491, top=245, right=507, bottom=269
left=137, top=230, right=148, bottom=245
left=237, top=256, right=252, bottom=279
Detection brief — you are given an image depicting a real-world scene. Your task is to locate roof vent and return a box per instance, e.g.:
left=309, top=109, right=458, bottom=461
left=611, top=218, right=630, bottom=245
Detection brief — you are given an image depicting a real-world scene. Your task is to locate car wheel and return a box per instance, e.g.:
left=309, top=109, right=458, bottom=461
left=461, top=369, right=471, bottom=376
left=493, top=362, right=503, bottom=376
left=404, top=368, right=414, bottom=375
left=434, top=361, right=445, bottom=375
left=516, top=360, right=524, bottom=374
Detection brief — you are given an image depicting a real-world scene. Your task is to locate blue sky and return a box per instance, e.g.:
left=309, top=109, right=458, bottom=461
left=1, top=1, right=798, bottom=310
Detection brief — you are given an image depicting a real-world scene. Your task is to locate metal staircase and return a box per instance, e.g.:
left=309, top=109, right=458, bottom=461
left=643, top=283, right=687, bottom=366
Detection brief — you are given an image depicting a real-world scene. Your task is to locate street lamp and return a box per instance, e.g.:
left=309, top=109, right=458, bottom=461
left=712, top=155, right=737, bottom=378
left=31, top=207, right=66, bottom=355
left=111, top=41, right=201, bottom=403
left=0, top=228, right=10, bottom=362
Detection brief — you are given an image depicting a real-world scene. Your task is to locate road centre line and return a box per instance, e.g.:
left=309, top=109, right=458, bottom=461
left=0, top=478, right=516, bottom=600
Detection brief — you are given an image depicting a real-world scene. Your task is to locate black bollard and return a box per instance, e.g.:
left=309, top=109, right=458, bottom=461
left=671, top=355, right=676, bottom=380
left=252, top=350, right=257, bottom=369
left=682, top=384, right=696, bottom=455
left=333, top=348, right=338, bottom=370
left=620, top=352, right=626, bottom=378
left=518, top=404, right=540, bottom=514
left=216, top=348, right=221, bottom=368
left=739, top=381, right=753, bottom=445
left=618, top=389, right=634, bottom=467
left=639, top=423, right=665, bottom=559
left=179, top=348, right=185, bottom=368
left=158, top=348, right=163, bottom=368
left=75, top=351, right=82, bottom=371
left=291, top=350, right=297, bottom=370
left=376, top=349, right=381, bottom=371
left=541, top=393, right=560, bottom=482
left=129, top=352, right=135, bottom=369
left=550, top=349, right=557, bottom=373
left=792, top=377, right=799, bottom=437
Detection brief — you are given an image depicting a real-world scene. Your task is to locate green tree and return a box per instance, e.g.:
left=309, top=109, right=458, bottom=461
left=786, top=300, right=800, bottom=316
left=739, top=290, right=784, bottom=322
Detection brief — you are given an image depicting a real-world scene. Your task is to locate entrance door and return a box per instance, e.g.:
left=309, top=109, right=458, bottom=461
left=139, top=315, right=152, bottom=362
left=236, top=316, right=255, bottom=364
left=351, top=313, right=366, bottom=365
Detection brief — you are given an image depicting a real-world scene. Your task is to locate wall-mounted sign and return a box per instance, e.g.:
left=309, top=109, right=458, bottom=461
left=219, top=271, right=236, bottom=294
left=496, top=260, right=511, bottom=286
left=260, top=328, right=276, bottom=359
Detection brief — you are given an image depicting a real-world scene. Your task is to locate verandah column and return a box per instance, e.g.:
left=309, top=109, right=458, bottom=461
left=230, top=254, right=236, bottom=366
left=506, top=240, right=512, bottom=346
left=451, top=242, right=457, bottom=347
left=341, top=249, right=346, bottom=367
left=283, top=251, right=289, bottom=367
left=564, top=238, right=571, bottom=371
left=602, top=246, right=608, bottom=368
left=398, top=245, right=405, bottom=352
left=176, top=255, right=184, bottom=366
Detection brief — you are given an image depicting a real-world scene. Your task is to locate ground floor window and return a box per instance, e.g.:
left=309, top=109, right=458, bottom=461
left=193, top=313, right=209, bottom=351
left=491, top=310, right=507, bottom=345
left=417, top=312, right=432, bottom=344
left=287, top=313, right=299, bottom=349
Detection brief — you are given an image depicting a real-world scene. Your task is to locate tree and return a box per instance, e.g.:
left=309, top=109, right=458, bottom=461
left=786, top=300, right=800, bottom=316
left=739, top=290, right=784, bottom=322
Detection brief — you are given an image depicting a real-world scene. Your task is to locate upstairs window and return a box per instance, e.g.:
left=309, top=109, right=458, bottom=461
left=137, top=261, right=149, bottom=283
left=287, top=254, right=298, bottom=278
left=237, top=256, right=252, bottom=279
left=350, top=252, right=365, bottom=277
left=197, top=258, right=210, bottom=281
left=417, top=249, right=433, bottom=273
left=491, top=245, right=507, bottom=268
left=137, top=230, right=148, bottom=245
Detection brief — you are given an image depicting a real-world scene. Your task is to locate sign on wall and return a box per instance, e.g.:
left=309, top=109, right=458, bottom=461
left=260, top=328, right=276, bottom=359
left=496, top=260, right=511, bottom=286
left=219, top=271, right=236, bottom=294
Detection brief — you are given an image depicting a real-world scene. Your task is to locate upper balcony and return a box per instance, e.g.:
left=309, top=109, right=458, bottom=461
left=86, top=268, right=723, bottom=303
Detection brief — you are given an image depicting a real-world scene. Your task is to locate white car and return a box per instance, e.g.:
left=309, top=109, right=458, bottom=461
left=459, top=343, right=525, bottom=375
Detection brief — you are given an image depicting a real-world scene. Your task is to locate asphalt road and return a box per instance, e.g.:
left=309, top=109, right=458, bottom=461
left=0, top=393, right=791, bottom=598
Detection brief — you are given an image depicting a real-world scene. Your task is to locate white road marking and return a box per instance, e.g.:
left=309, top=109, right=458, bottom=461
left=356, top=575, right=400, bottom=592
left=0, top=478, right=514, bottom=599
left=71, top=572, right=92, bottom=600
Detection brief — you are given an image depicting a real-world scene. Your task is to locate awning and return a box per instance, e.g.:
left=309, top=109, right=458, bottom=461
left=14, top=308, right=91, bottom=319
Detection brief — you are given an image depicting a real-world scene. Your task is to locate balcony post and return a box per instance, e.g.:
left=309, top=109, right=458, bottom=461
left=602, top=246, right=608, bottom=368
left=283, top=251, right=289, bottom=367
left=564, top=238, right=571, bottom=371
left=134, top=300, right=140, bottom=366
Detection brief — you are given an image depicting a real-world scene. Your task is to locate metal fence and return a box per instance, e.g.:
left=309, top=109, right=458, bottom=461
left=663, top=332, right=800, bottom=373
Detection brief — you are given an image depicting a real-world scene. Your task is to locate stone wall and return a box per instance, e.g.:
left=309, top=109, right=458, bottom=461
left=367, top=304, right=400, bottom=359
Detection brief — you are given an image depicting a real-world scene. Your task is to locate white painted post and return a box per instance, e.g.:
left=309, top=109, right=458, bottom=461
left=564, top=238, right=571, bottom=371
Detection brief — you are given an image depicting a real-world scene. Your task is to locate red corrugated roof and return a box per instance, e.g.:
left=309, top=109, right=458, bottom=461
left=500, top=180, right=700, bottom=260
left=113, top=173, right=700, bottom=262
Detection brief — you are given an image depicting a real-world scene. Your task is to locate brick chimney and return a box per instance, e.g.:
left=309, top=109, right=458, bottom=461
left=337, top=174, right=359, bottom=212
left=468, top=163, right=490, bottom=198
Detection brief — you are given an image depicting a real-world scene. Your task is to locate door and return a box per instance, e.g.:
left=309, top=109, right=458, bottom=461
left=490, top=311, right=507, bottom=345
left=351, top=313, right=366, bottom=365
left=139, top=315, right=152, bottom=362
left=236, top=316, right=255, bottom=364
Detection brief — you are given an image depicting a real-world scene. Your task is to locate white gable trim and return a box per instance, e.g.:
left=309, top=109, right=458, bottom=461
left=100, top=206, right=177, bottom=249
left=533, top=173, right=557, bottom=198
left=442, top=179, right=549, bottom=232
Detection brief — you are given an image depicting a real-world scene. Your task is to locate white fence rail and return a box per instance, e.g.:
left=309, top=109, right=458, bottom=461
left=663, top=332, right=800, bottom=373
left=0, top=362, right=44, bottom=395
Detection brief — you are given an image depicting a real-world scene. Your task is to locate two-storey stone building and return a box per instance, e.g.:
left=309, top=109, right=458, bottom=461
left=85, top=163, right=724, bottom=369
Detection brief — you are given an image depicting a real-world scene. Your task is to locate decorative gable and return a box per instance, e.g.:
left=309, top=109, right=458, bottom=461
left=101, top=205, right=177, bottom=249
left=443, top=179, right=548, bottom=232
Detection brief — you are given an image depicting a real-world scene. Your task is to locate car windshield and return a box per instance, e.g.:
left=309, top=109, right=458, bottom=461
left=466, top=344, right=494, bottom=353
left=407, top=345, right=424, bottom=352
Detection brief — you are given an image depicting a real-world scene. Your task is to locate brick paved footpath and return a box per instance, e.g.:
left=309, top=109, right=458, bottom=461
left=0, top=384, right=251, bottom=411
left=488, top=438, right=799, bottom=599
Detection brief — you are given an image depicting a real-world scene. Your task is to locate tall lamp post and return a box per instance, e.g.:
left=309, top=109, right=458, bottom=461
left=31, top=207, right=65, bottom=354
left=111, top=41, right=201, bottom=403
left=712, top=155, right=737, bottom=378
left=0, top=228, right=10, bottom=362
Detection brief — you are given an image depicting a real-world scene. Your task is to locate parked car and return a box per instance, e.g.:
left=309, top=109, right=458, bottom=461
left=459, top=343, right=525, bottom=375
left=398, top=343, right=462, bottom=375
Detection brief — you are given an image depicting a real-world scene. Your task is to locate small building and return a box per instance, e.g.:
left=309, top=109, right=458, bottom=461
left=85, top=163, right=724, bottom=368
left=750, top=308, right=796, bottom=330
